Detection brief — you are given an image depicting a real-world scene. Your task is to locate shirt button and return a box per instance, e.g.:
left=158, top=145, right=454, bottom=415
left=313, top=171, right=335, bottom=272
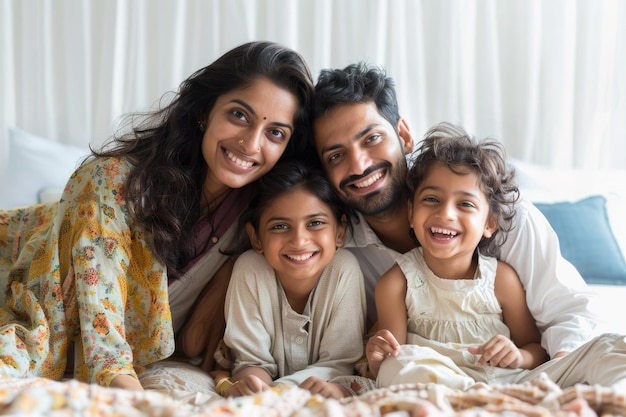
left=295, top=336, right=304, bottom=344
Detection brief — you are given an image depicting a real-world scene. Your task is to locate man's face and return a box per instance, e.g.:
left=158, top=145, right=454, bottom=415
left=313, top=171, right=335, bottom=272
left=313, top=102, right=413, bottom=217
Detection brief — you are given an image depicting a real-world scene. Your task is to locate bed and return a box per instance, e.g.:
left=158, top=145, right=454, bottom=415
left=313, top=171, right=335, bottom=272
left=1, top=371, right=625, bottom=416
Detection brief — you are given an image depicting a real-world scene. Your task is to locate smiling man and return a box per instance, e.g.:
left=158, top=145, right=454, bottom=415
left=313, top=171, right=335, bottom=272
left=311, top=63, right=603, bottom=359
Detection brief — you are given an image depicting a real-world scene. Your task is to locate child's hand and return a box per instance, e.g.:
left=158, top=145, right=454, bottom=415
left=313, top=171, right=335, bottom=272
left=299, top=376, right=349, bottom=399
left=467, top=335, right=523, bottom=368
left=109, top=374, right=143, bottom=391
left=365, top=329, right=401, bottom=378
left=226, top=374, right=270, bottom=397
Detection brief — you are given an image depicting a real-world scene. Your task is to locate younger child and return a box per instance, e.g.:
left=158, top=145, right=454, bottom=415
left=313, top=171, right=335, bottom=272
left=219, top=160, right=366, bottom=399
left=366, top=122, right=626, bottom=390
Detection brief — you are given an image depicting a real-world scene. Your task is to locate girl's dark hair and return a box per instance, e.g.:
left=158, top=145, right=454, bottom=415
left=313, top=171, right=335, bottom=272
left=231, top=159, right=353, bottom=255
left=407, top=122, right=520, bottom=257
left=92, top=41, right=314, bottom=275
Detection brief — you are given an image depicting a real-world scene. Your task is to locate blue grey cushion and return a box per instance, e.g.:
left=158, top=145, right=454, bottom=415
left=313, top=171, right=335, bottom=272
left=534, top=195, right=626, bottom=285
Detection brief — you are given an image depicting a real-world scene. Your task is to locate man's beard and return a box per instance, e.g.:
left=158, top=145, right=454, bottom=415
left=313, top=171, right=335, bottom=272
left=340, top=159, right=407, bottom=218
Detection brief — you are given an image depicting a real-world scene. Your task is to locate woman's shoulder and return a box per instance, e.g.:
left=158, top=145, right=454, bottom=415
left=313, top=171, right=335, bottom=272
left=74, top=156, right=132, bottom=178
left=60, top=156, right=133, bottom=208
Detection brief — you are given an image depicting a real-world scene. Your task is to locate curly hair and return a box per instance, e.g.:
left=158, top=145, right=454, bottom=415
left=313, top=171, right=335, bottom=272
left=407, top=122, right=520, bottom=257
left=92, top=41, right=314, bottom=276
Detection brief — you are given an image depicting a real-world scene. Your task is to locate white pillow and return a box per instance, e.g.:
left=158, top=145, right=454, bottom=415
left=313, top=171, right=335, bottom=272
left=0, top=127, right=90, bottom=209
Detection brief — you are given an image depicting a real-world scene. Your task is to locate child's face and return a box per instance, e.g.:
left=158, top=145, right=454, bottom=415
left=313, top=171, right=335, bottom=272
left=408, top=162, right=497, bottom=273
left=246, top=187, right=347, bottom=287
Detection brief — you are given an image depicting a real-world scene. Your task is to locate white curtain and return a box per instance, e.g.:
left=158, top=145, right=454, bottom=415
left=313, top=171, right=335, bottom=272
left=1, top=0, right=625, bottom=184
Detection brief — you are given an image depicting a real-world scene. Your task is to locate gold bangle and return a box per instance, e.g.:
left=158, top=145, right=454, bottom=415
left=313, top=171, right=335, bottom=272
left=216, top=377, right=238, bottom=396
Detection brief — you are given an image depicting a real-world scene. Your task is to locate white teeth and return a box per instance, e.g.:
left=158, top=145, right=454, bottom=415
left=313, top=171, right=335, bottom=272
left=354, top=172, right=383, bottom=188
left=430, top=227, right=458, bottom=236
left=226, top=150, right=254, bottom=168
left=287, top=252, right=314, bottom=261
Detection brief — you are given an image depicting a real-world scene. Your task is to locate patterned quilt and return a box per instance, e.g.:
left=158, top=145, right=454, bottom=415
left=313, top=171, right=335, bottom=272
left=1, top=374, right=625, bottom=417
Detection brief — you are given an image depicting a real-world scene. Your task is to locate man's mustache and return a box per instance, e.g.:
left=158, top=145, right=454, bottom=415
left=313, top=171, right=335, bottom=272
left=339, top=162, right=391, bottom=190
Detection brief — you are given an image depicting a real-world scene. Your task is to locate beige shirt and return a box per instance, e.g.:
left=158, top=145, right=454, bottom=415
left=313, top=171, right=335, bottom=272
left=223, top=249, right=366, bottom=385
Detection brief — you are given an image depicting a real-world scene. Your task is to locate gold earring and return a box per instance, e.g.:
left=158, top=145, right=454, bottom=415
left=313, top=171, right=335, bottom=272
left=238, top=139, right=244, bottom=145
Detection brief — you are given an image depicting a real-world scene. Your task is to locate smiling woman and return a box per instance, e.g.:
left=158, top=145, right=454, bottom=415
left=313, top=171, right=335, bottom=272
left=0, top=41, right=315, bottom=392
left=199, top=77, right=298, bottom=193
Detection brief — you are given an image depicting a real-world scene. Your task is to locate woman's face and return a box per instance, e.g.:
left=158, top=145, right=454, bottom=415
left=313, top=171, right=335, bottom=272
left=201, top=77, right=299, bottom=196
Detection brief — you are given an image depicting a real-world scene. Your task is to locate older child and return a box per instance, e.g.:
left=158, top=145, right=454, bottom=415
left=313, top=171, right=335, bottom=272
left=219, top=160, right=366, bottom=399
left=366, top=123, right=626, bottom=391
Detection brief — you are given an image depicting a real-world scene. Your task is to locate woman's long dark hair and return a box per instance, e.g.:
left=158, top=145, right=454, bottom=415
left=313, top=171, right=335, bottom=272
left=92, top=41, right=314, bottom=275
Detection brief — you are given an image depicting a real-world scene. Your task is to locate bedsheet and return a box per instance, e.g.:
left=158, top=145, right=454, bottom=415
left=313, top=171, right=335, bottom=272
left=1, top=374, right=624, bottom=416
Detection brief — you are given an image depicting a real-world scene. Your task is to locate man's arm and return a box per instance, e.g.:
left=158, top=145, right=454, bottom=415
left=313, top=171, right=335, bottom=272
left=499, top=200, right=605, bottom=357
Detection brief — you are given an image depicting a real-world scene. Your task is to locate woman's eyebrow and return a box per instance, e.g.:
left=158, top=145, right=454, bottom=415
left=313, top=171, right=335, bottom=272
left=230, top=98, right=294, bottom=131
